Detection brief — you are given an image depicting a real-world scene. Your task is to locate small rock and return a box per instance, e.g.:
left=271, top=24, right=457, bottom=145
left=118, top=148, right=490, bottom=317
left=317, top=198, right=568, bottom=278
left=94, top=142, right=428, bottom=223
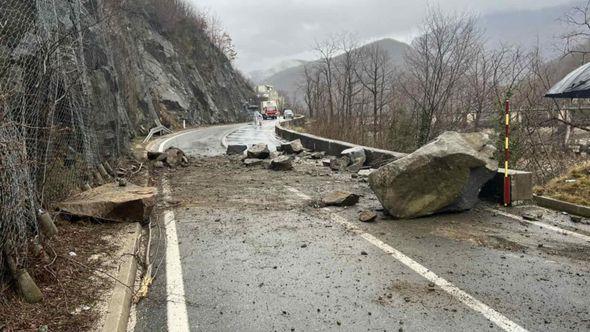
left=351, top=174, right=359, bottom=179
left=322, top=159, right=333, bottom=167
left=330, top=156, right=350, bottom=172
left=570, top=215, right=583, bottom=223
left=301, top=244, right=308, bottom=248
left=118, top=178, right=127, bottom=187
left=347, top=162, right=363, bottom=173
left=281, top=139, right=304, bottom=154
left=310, top=151, right=325, bottom=159
left=321, top=191, right=360, bottom=207
left=359, top=211, right=377, bottom=222
left=341, top=146, right=366, bottom=165
left=522, top=213, right=542, bottom=221
left=226, top=144, right=247, bottom=155
left=269, top=156, right=293, bottom=171
left=360, top=251, right=368, bottom=256
left=69, top=251, right=77, bottom=257
left=243, top=158, right=264, bottom=166
left=358, top=169, right=375, bottom=177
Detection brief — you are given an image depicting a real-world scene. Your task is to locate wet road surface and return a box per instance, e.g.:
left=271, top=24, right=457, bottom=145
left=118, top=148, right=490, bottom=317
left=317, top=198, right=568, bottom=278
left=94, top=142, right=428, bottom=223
left=134, top=123, right=590, bottom=332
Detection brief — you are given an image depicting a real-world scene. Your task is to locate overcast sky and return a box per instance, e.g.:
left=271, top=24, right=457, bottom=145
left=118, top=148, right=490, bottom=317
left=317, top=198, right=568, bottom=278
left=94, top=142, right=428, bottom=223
left=189, top=0, right=578, bottom=72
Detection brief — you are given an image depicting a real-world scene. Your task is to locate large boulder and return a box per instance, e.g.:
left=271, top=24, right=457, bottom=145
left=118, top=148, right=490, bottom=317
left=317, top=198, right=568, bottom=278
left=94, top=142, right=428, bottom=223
left=281, top=139, right=304, bottom=154
left=368, top=131, right=497, bottom=219
left=247, top=143, right=270, bottom=159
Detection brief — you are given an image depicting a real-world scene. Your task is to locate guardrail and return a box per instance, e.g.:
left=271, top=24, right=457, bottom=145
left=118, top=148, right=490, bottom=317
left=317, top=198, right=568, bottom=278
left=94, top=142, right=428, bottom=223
left=275, top=116, right=407, bottom=167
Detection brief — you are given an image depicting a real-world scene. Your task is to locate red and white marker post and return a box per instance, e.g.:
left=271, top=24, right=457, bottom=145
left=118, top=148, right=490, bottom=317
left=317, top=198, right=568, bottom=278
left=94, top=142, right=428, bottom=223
left=503, top=97, right=511, bottom=207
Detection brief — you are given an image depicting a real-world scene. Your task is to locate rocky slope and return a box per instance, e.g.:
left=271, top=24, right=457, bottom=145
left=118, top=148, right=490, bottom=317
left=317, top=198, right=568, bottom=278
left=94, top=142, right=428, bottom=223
left=3, top=0, right=254, bottom=161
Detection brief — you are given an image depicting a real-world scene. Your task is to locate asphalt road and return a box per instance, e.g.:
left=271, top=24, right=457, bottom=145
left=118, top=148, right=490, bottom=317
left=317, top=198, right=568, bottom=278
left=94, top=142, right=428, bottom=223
left=133, top=121, right=590, bottom=332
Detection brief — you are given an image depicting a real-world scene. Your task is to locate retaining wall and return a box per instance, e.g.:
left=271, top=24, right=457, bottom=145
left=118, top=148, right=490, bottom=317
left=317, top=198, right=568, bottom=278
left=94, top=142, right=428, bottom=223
left=276, top=117, right=407, bottom=166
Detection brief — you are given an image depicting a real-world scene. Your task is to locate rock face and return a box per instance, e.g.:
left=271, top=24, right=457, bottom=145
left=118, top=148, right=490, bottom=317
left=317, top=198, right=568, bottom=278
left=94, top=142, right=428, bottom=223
left=3, top=0, right=255, bottom=163
left=247, top=144, right=270, bottom=159
left=369, top=131, right=497, bottom=219
left=281, top=139, right=304, bottom=154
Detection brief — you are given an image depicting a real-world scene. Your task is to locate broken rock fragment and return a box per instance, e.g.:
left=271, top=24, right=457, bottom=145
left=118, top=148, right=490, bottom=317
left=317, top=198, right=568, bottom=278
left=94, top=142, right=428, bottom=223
left=58, top=183, right=156, bottom=222
left=341, top=147, right=366, bottom=166
left=359, top=211, right=377, bottom=222
left=269, top=156, right=293, bottom=171
left=369, top=131, right=497, bottom=219
left=226, top=144, right=247, bottom=155
left=243, top=158, right=264, bottom=166
left=247, top=143, right=270, bottom=159
left=281, top=139, right=304, bottom=154
left=322, top=191, right=360, bottom=207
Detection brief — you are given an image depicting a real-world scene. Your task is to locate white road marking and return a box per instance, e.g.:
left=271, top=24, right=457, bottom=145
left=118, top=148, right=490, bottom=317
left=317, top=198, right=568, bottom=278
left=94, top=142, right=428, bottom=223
left=283, top=185, right=527, bottom=332
left=330, top=213, right=528, bottom=332
left=488, top=208, right=590, bottom=243
left=285, top=186, right=312, bottom=200
left=162, top=174, right=190, bottom=330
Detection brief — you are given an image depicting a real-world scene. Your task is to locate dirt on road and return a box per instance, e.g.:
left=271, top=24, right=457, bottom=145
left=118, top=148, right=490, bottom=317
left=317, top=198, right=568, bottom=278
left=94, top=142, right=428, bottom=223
left=134, top=151, right=590, bottom=331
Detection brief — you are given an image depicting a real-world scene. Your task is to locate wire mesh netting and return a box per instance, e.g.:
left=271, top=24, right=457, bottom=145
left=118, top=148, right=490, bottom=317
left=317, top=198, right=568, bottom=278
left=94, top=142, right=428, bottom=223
left=0, top=0, right=121, bottom=283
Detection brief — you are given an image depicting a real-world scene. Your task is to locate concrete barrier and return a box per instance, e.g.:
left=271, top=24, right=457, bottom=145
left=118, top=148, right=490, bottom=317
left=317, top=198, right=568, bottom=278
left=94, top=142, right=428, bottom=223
left=534, top=195, right=590, bottom=217
left=275, top=117, right=407, bottom=166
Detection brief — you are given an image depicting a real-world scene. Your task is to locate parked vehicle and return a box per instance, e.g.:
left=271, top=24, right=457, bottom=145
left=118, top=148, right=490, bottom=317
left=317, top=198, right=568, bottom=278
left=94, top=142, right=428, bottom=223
left=262, top=106, right=279, bottom=119
left=260, top=100, right=279, bottom=119
left=283, top=109, right=294, bottom=119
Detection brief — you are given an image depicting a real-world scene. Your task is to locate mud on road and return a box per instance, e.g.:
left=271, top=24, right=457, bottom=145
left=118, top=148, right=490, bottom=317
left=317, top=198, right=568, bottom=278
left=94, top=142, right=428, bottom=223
left=135, top=153, right=590, bottom=332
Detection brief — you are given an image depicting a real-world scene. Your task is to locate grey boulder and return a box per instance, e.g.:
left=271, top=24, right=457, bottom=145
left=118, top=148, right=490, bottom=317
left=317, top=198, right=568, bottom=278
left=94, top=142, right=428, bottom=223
left=369, top=131, right=497, bottom=219
left=281, top=139, right=304, bottom=154
left=226, top=144, right=247, bottom=155
left=341, top=147, right=366, bottom=166
left=269, top=156, right=293, bottom=171
left=247, top=143, right=270, bottom=159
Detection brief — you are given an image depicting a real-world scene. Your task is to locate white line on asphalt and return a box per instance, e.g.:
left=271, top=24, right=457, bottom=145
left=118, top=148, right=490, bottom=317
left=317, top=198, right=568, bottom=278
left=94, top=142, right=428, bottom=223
left=488, top=208, right=590, bottom=243
left=329, top=213, right=528, bottom=332
left=163, top=178, right=190, bottom=331
left=285, top=186, right=312, bottom=200
left=282, top=185, right=528, bottom=332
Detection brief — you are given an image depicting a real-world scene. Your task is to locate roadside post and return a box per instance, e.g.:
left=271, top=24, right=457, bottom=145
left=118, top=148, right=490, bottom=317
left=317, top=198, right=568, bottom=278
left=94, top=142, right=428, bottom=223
left=503, top=93, right=512, bottom=206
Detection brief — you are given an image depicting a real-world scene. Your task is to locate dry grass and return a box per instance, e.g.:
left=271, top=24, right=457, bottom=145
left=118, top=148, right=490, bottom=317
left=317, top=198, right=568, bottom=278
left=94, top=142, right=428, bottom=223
left=535, top=161, right=590, bottom=206
left=0, top=219, right=124, bottom=331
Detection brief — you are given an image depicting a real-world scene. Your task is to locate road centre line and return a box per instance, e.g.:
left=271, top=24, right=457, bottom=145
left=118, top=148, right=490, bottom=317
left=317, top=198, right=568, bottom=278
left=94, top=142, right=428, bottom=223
left=488, top=208, right=590, bottom=243
left=283, top=185, right=528, bottom=332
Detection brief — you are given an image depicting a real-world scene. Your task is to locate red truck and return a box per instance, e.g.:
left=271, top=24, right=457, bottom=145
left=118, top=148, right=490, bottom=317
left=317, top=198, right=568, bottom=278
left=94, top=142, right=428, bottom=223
left=262, top=106, right=279, bottom=120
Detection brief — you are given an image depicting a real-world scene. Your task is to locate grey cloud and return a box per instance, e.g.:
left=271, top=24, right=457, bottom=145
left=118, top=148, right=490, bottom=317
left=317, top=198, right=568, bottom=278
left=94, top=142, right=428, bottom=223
left=189, top=0, right=578, bottom=72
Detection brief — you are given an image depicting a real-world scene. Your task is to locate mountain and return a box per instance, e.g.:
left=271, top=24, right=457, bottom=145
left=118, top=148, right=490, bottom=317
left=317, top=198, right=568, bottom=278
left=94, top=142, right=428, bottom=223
left=248, top=59, right=308, bottom=84
left=263, top=38, right=412, bottom=101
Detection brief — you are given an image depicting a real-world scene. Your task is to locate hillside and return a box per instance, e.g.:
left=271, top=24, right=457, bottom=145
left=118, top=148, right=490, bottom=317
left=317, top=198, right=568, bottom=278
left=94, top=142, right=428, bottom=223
left=263, top=38, right=411, bottom=100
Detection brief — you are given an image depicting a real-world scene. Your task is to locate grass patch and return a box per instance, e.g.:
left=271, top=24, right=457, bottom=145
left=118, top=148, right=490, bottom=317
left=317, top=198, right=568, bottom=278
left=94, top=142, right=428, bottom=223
left=535, top=161, right=590, bottom=206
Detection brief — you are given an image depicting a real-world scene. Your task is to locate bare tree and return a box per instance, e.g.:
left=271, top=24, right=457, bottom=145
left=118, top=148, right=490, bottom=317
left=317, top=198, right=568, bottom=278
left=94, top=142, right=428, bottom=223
left=402, top=8, right=482, bottom=145
left=314, top=38, right=339, bottom=121
left=357, top=44, right=394, bottom=143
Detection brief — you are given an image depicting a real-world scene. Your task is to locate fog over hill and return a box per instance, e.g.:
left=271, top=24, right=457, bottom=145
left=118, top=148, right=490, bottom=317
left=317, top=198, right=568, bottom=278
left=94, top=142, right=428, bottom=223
left=260, top=38, right=411, bottom=101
